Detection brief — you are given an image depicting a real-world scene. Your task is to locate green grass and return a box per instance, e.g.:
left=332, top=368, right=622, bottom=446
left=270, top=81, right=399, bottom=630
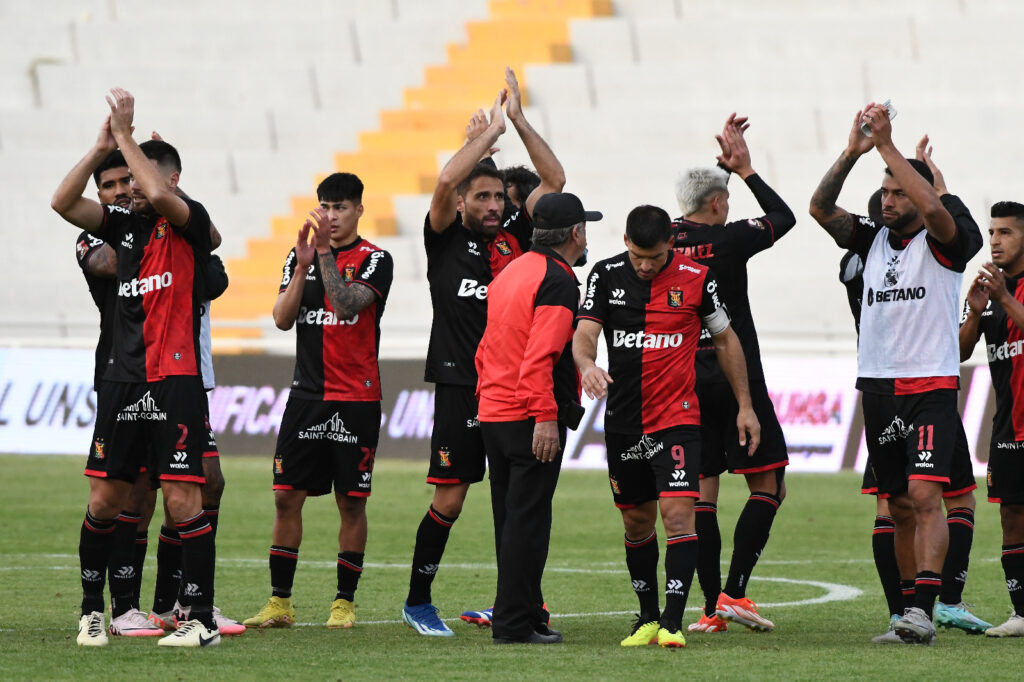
left=1, top=454, right=1019, bottom=680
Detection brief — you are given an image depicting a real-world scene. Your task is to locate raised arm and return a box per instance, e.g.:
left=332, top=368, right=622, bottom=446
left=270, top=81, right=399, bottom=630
left=50, top=116, right=117, bottom=231
left=309, top=208, right=379, bottom=320
left=573, top=318, right=613, bottom=400
left=504, top=67, right=566, bottom=217
left=428, top=91, right=507, bottom=233
left=959, top=275, right=987, bottom=362
left=84, top=243, right=118, bottom=278
left=716, top=115, right=796, bottom=239
left=106, top=88, right=190, bottom=227
left=272, top=223, right=315, bottom=331
left=863, top=103, right=956, bottom=244
left=809, top=110, right=875, bottom=247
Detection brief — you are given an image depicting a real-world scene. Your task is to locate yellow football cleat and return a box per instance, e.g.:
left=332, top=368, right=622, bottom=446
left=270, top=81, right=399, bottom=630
left=243, top=596, right=295, bottom=629
left=620, top=619, right=660, bottom=647
left=657, top=627, right=686, bottom=648
left=326, top=598, right=356, bottom=629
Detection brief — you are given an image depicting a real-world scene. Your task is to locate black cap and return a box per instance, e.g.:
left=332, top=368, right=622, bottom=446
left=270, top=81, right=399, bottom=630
left=532, top=192, right=602, bottom=230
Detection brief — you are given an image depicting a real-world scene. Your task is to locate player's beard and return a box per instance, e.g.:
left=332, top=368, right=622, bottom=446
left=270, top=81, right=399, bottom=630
left=465, top=212, right=500, bottom=240
left=883, top=210, right=919, bottom=234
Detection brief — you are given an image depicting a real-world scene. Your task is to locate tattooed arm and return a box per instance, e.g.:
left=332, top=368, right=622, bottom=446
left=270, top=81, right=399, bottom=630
left=809, top=109, right=875, bottom=248
left=317, top=251, right=378, bottom=319
left=84, top=243, right=118, bottom=278
left=308, top=207, right=379, bottom=320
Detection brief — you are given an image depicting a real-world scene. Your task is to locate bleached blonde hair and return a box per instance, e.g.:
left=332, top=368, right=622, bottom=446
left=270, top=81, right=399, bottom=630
left=675, top=166, right=729, bottom=217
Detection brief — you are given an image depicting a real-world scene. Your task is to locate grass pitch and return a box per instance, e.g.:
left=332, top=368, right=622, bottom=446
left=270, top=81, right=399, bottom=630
left=1, top=454, right=1019, bottom=680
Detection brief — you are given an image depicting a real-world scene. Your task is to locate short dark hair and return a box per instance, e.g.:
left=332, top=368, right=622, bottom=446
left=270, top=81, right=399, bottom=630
left=884, top=158, right=933, bottom=187
left=867, top=188, right=883, bottom=225
left=991, top=201, right=1024, bottom=225
left=139, top=139, right=182, bottom=173
left=502, top=165, right=540, bottom=201
left=317, top=172, right=364, bottom=204
left=457, top=163, right=503, bottom=197
left=92, top=150, right=127, bottom=186
left=625, top=205, right=672, bottom=248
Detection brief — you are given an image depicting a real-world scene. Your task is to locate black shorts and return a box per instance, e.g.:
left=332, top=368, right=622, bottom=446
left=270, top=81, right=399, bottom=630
left=605, top=427, right=702, bottom=508
left=861, top=450, right=976, bottom=498
left=87, top=376, right=212, bottom=485
left=697, top=381, right=788, bottom=477
left=987, top=440, right=1024, bottom=505
left=427, top=384, right=485, bottom=485
left=272, top=397, right=380, bottom=497
left=862, top=389, right=977, bottom=499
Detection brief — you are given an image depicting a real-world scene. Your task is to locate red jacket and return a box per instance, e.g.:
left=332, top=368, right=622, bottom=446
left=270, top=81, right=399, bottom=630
left=476, top=246, right=580, bottom=422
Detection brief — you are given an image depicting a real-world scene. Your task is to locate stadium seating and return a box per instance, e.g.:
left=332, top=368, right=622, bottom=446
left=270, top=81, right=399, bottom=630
left=0, top=0, right=1018, bottom=359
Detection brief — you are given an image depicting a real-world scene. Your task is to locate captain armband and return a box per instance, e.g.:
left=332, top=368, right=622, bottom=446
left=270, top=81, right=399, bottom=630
left=701, top=306, right=731, bottom=336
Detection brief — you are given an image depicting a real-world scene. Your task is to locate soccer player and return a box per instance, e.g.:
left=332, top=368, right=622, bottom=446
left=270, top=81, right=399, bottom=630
left=672, top=115, right=795, bottom=633
left=475, top=191, right=595, bottom=644
left=842, top=148, right=988, bottom=642
left=244, top=171, right=392, bottom=631
left=401, top=67, right=565, bottom=636
left=74, top=150, right=165, bottom=639
left=959, top=200, right=1024, bottom=637
left=809, top=103, right=983, bottom=644
left=77, top=150, right=244, bottom=638
left=53, top=88, right=220, bottom=647
left=574, top=204, right=760, bottom=648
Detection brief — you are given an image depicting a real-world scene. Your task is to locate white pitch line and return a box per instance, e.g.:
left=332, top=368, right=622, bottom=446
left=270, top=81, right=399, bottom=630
left=289, top=576, right=861, bottom=627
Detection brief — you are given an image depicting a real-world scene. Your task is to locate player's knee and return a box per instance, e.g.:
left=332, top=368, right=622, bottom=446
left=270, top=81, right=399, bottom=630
left=621, top=511, right=655, bottom=539
left=907, top=484, right=943, bottom=515
left=887, top=494, right=914, bottom=520
left=658, top=501, right=695, bottom=537
left=1001, top=504, right=1024, bottom=543
left=337, top=494, right=367, bottom=520
left=943, top=491, right=975, bottom=512
left=274, top=490, right=304, bottom=517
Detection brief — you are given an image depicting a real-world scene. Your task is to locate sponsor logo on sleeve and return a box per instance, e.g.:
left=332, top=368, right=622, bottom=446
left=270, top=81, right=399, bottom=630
left=362, top=250, right=385, bottom=279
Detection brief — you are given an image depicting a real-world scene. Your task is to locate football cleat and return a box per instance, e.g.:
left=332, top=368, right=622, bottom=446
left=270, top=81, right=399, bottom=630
left=157, top=619, right=220, bottom=647
left=148, top=609, right=176, bottom=632
left=871, top=614, right=903, bottom=644
left=242, top=596, right=295, bottom=629
left=326, top=598, right=356, bottom=629
left=108, top=608, right=164, bottom=637
left=212, top=606, right=246, bottom=636
left=402, top=602, right=454, bottom=637
left=620, top=617, right=659, bottom=646
left=985, top=611, right=1024, bottom=637
left=460, top=606, right=493, bottom=627
left=933, top=601, right=991, bottom=634
left=894, top=606, right=937, bottom=645
left=716, top=592, right=775, bottom=632
left=687, top=613, right=729, bottom=633
left=656, top=627, right=686, bottom=648
left=77, top=611, right=109, bottom=647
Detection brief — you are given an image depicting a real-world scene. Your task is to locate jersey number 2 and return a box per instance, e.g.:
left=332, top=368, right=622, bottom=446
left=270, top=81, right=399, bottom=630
left=358, top=447, right=376, bottom=472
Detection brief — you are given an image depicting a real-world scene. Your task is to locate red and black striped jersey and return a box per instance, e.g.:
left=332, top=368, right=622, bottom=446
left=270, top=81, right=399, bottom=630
left=76, top=230, right=116, bottom=390
left=423, top=204, right=530, bottom=386
left=278, top=237, right=393, bottom=402
left=475, top=245, right=580, bottom=423
left=93, top=200, right=211, bottom=383
left=579, top=251, right=723, bottom=434
left=970, top=274, right=1024, bottom=443
left=672, top=173, right=795, bottom=385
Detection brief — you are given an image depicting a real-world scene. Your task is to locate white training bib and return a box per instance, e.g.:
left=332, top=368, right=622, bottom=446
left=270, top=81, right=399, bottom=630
left=858, top=229, right=961, bottom=379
